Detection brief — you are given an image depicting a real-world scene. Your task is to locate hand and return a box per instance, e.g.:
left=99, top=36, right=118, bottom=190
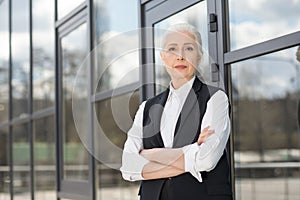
left=197, top=126, right=214, bottom=145
left=140, top=148, right=161, bottom=160
left=140, top=148, right=160, bottom=156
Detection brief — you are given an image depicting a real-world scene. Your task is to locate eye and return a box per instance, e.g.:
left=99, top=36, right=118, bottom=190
left=185, top=46, right=194, bottom=51
left=168, top=47, right=176, bottom=51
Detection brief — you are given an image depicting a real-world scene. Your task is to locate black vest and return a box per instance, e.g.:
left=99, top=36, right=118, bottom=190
left=140, top=78, right=232, bottom=200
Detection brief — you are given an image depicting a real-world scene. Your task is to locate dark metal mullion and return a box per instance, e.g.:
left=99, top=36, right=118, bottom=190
left=9, top=116, right=30, bottom=126
left=31, top=107, right=55, bottom=120
left=92, top=82, right=140, bottom=103
left=54, top=1, right=61, bottom=199
left=87, top=0, right=96, bottom=199
left=139, top=15, right=155, bottom=100
left=144, top=0, right=166, bottom=11
left=224, top=31, right=300, bottom=64
left=58, top=12, right=87, bottom=38
left=5, top=107, right=55, bottom=125
left=8, top=0, right=13, bottom=198
left=55, top=34, right=63, bottom=200
left=56, top=6, right=91, bottom=199
left=215, top=0, right=235, bottom=199
left=207, top=0, right=217, bottom=82
left=29, top=0, right=34, bottom=198
left=55, top=2, right=87, bottom=29
left=56, top=11, right=88, bottom=200
left=145, top=0, right=199, bottom=23
left=141, top=0, right=154, bottom=6
left=138, top=1, right=145, bottom=103
left=215, top=0, right=230, bottom=90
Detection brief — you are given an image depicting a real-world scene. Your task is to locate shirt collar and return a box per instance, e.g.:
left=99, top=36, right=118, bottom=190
left=168, top=76, right=195, bottom=103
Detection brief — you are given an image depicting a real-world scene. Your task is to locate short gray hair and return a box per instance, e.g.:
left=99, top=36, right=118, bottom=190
left=161, top=23, right=203, bottom=56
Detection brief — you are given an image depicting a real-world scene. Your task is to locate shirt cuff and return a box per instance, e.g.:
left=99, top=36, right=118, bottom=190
left=182, top=143, right=198, bottom=172
left=120, top=152, right=149, bottom=182
left=121, top=171, right=145, bottom=182
left=182, top=143, right=203, bottom=182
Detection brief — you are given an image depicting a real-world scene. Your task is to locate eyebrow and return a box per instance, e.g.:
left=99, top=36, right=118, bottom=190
left=166, top=42, right=196, bottom=46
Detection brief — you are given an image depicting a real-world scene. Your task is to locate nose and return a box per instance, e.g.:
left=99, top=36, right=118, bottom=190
left=176, top=49, right=185, bottom=60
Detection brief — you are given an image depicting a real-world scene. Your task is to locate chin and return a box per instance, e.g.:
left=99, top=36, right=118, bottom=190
left=173, top=74, right=193, bottom=81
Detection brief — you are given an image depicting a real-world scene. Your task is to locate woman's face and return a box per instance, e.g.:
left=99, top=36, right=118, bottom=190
left=160, top=30, right=201, bottom=83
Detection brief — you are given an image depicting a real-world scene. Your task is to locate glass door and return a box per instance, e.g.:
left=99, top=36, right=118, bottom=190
left=231, top=46, right=300, bottom=200
left=57, top=8, right=93, bottom=199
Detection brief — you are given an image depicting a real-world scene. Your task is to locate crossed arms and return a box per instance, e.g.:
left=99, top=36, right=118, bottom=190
left=120, top=90, right=230, bottom=182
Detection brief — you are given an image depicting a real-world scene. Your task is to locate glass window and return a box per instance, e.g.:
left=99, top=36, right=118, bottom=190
left=0, top=0, right=9, bottom=122
left=13, top=123, right=30, bottom=199
left=93, top=0, right=139, bottom=93
left=154, top=1, right=210, bottom=94
left=229, top=0, right=300, bottom=50
left=32, top=0, right=55, bottom=111
left=57, top=0, right=84, bottom=20
left=232, top=46, right=300, bottom=199
left=34, top=116, right=56, bottom=199
left=61, top=23, right=89, bottom=180
left=11, top=0, right=30, bottom=118
left=94, top=91, right=140, bottom=200
left=0, top=126, right=10, bottom=200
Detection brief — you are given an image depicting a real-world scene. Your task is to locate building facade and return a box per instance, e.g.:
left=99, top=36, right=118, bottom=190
left=0, top=0, right=300, bottom=199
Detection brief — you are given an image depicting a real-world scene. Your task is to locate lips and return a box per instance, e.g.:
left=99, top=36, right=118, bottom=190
left=174, top=65, right=187, bottom=69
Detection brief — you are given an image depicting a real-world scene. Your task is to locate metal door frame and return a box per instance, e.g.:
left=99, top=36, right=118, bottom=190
left=55, top=2, right=95, bottom=199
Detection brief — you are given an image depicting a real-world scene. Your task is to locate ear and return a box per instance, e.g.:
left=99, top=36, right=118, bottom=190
left=160, top=51, right=166, bottom=64
left=197, top=53, right=202, bottom=63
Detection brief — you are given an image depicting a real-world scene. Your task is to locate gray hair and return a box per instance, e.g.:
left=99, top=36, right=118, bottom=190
left=161, top=23, right=203, bottom=56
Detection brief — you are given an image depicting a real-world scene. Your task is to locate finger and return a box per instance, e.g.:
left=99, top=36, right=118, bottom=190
left=202, top=126, right=210, bottom=132
left=197, top=137, right=202, bottom=144
left=197, top=130, right=215, bottom=144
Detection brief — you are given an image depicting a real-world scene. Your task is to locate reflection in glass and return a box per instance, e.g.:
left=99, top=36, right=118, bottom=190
left=0, top=127, right=10, bottom=200
left=11, top=0, right=30, bottom=118
left=232, top=46, right=300, bottom=199
left=94, top=91, right=140, bottom=200
left=32, top=0, right=55, bottom=111
left=34, top=116, right=56, bottom=199
left=93, top=0, right=138, bottom=93
left=61, top=23, right=89, bottom=180
left=229, top=0, right=300, bottom=50
left=57, top=0, right=84, bottom=19
left=13, top=123, right=30, bottom=199
left=0, top=0, right=9, bottom=122
left=154, top=2, right=210, bottom=94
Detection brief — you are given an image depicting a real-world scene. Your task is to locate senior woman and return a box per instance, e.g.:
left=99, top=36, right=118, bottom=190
left=121, top=23, right=232, bottom=200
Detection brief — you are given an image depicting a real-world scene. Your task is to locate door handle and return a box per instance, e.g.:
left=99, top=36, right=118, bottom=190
left=298, top=99, right=300, bottom=128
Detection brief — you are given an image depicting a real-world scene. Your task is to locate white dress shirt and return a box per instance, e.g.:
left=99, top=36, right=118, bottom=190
left=120, top=77, right=230, bottom=182
left=160, top=77, right=195, bottom=148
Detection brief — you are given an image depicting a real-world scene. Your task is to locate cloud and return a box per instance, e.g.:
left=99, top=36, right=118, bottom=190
left=230, top=20, right=298, bottom=49
left=229, top=0, right=300, bottom=49
left=32, top=0, right=54, bottom=31
left=233, top=49, right=299, bottom=99
left=230, top=0, right=300, bottom=22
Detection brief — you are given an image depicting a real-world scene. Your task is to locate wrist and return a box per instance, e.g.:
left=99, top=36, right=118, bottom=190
left=182, top=143, right=199, bottom=172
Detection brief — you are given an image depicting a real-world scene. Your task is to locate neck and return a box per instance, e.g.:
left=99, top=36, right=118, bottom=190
left=171, top=76, right=194, bottom=89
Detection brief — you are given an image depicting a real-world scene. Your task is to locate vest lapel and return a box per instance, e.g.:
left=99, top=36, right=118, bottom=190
left=143, top=89, right=169, bottom=148
left=173, top=78, right=203, bottom=148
